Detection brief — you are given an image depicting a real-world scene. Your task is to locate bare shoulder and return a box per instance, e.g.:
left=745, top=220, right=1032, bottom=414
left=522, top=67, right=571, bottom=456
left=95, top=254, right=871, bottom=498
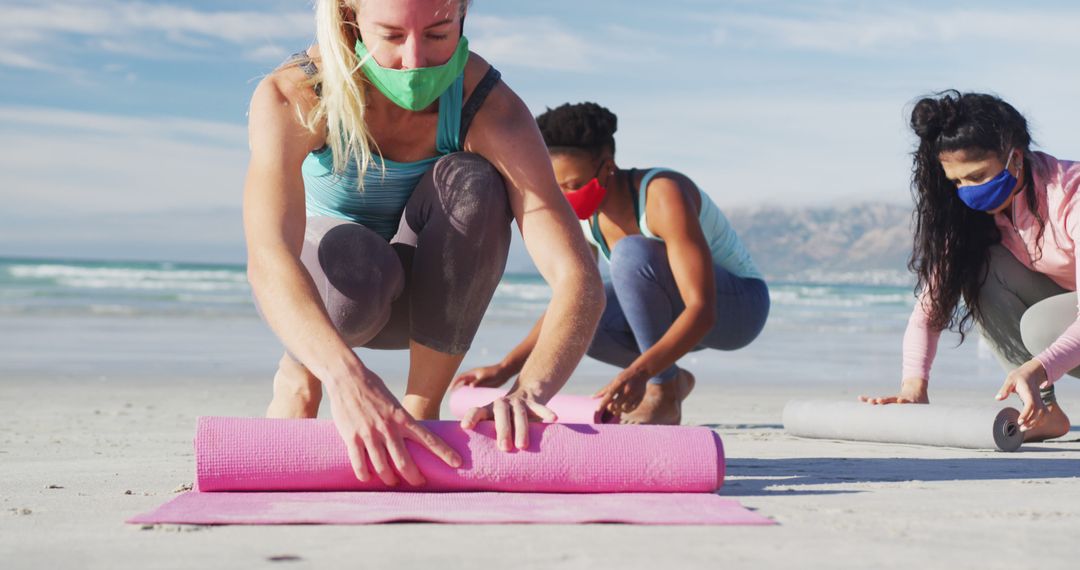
left=462, top=66, right=534, bottom=152
left=248, top=58, right=323, bottom=153
left=462, top=52, right=495, bottom=102
left=642, top=169, right=702, bottom=214
left=252, top=56, right=318, bottom=116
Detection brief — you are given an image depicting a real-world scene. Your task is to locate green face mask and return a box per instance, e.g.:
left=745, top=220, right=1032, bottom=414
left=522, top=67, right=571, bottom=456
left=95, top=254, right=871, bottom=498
left=355, top=36, right=470, bottom=112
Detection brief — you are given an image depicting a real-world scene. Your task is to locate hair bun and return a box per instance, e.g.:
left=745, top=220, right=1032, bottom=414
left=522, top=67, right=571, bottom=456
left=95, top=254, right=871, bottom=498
left=536, top=101, right=618, bottom=153
left=592, top=104, right=617, bottom=138
left=911, top=90, right=962, bottom=141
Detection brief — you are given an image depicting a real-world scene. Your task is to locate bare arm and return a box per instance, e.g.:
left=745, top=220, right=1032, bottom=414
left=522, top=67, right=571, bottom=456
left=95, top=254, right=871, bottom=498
left=463, top=81, right=605, bottom=403
left=451, top=313, right=544, bottom=389
left=452, top=246, right=600, bottom=389
left=860, top=293, right=933, bottom=405
left=594, top=175, right=716, bottom=411
left=244, top=71, right=460, bottom=483
left=243, top=72, right=357, bottom=390
left=624, top=175, right=717, bottom=377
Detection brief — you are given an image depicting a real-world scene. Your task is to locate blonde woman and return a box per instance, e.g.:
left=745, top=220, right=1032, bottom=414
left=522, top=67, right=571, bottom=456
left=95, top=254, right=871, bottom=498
left=243, top=0, right=603, bottom=486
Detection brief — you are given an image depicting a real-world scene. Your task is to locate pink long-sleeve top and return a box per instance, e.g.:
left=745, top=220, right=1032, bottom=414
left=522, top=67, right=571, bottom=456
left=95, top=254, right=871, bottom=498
left=903, top=152, right=1080, bottom=384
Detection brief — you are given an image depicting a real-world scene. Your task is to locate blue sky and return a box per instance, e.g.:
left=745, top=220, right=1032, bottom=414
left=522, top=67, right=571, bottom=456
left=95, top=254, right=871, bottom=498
left=2, top=0, right=1080, bottom=263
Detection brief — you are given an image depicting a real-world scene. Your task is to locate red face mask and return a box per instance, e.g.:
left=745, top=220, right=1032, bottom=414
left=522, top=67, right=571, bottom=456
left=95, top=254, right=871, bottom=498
left=564, top=161, right=608, bottom=220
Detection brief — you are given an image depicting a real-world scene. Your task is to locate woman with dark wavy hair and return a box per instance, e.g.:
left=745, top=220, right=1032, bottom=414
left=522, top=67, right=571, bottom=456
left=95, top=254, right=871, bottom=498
left=862, top=91, right=1079, bottom=441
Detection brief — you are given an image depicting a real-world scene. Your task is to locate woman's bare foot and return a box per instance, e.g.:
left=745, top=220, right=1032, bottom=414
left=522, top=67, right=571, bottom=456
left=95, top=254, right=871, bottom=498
left=620, top=369, right=696, bottom=425
left=266, top=354, right=322, bottom=419
left=1023, top=403, right=1072, bottom=442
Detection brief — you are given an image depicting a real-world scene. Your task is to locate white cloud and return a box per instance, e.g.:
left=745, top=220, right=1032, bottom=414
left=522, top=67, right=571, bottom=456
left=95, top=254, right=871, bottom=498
left=0, top=106, right=249, bottom=217
left=0, top=106, right=246, bottom=147
left=467, top=14, right=656, bottom=72
left=468, top=15, right=594, bottom=71
left=244, top=44, right=292, bottom=63
left=710, top=6, right=1080, bottom=53
left=0, top=50, right=57, bottom=72
left=609, top=93, right=916, bottom=208
left=0, top=2, right=639, bottom=73
left=0, top=1, right=313, bottom=70
left=0, top=1, right=312, bottom=42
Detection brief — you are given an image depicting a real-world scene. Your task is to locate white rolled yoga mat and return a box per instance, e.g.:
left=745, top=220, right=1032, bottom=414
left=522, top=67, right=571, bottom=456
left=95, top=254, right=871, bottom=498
left=782, top=400, right=1024, bottom=452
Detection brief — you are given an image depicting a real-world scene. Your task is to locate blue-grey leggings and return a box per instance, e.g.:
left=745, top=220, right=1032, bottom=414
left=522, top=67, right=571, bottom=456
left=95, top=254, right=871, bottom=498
left=587, top=236, right=770, bottom=383
left=293, top=152, right=511, bottom=355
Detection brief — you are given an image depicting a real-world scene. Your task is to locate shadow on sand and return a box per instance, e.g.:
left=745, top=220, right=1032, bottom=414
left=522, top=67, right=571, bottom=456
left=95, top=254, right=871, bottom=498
left=721, top=456, right=1080, bottom=496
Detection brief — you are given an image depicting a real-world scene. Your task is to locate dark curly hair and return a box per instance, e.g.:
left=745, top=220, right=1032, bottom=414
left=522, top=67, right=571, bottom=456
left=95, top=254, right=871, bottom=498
left=535, top=102, right=617, bottom=156
left=909, top=90, right=1041, bottom=338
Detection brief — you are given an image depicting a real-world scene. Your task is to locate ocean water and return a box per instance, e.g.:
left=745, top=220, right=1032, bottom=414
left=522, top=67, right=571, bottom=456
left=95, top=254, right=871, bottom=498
left=0, top=256, right=995, bottom=391
left=0, top=256, right=915, bottom=324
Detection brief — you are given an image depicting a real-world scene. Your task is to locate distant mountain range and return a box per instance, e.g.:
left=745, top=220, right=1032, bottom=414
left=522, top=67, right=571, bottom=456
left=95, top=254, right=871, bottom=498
left=506, top=202, right=918, bottom=286
left=725, top=202, right=915, bottom=285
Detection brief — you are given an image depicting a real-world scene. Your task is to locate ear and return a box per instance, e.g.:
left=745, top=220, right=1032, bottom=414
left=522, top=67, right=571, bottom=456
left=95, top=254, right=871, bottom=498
left=344, top=3, right=361, bottom=44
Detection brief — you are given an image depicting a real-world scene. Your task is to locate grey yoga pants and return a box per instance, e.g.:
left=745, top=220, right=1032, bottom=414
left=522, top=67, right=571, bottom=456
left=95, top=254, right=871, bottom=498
left=296, top=152, right=512, bottom=355
left=977, top=245, right=1079, bottom=403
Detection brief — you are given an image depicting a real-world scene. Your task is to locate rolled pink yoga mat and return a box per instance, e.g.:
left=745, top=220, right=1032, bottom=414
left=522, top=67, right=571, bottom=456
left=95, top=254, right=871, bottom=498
left=196, top=416, right=721, bottom=492
left=130, top=417, right=773, bottom=526
left=449, top=386, right=617, bottom=424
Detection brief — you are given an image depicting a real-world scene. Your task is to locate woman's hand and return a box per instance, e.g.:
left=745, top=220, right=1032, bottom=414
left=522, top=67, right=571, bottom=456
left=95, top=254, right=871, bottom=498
left=859, top=377, right=930, bottom=405
left=460, top=390, right=557, bottom=451
left=451, top=363, right=514, bottom=390
left=595, top=367, right=651, bottom=415
left=324, top=365, right=462, bottom=487
left=996, top=359, right=1050, bottom=432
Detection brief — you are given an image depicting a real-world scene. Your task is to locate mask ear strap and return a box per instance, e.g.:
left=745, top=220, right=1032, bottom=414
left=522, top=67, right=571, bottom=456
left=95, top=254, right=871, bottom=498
left=591, top=158, right=608, bottom=180
left=1004, top=147, right=1017, bottom=171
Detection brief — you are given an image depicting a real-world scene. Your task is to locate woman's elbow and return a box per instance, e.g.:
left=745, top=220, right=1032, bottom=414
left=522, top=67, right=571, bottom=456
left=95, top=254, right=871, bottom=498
left=245, top=257, right=267, bottom=300
left=245, top=248, right=279, bottom=296
left=700, top=309, right=717, bottom=331
left=582, top=262, right=603, bottom=295
left=688, top=300, right=717, bottom=331
left=585, top=272, right=605, bottom=316
left=552, top=259, right=604, bottom=315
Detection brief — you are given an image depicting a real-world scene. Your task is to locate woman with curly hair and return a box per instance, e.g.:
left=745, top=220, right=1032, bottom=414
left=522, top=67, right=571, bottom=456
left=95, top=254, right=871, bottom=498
left=244, top=0, right=604, bottom=485
left=455, top=102, right=770, bottom=425
left=862, top=91, right=1078, bottom=441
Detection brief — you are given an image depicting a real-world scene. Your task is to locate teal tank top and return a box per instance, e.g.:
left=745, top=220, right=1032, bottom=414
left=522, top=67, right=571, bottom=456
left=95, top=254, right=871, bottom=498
left=301, top=74, right=464, bottom=241
left=580, top=168, right=763, bottom=280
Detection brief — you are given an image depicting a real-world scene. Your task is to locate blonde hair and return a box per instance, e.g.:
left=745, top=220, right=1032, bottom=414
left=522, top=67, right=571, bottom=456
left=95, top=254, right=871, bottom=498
left=303, top=0, right=376, bottom=187
left=302, top=0, right=469, bottom=190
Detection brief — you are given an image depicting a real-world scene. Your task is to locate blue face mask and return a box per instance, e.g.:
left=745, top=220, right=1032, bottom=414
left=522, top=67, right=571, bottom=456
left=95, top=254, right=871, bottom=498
left=956, top=150, right=1019, bottom=212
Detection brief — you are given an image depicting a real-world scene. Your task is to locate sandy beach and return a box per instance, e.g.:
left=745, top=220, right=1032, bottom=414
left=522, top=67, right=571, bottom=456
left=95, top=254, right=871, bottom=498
left=2, top=313, right=1078, bottom=569
left=6, top=0, right=1080, bottom=566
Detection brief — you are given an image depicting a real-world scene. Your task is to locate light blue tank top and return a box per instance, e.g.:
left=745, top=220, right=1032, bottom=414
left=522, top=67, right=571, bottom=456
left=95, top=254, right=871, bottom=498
left=301, top=74, right=465, bottom=241
left=580, top=168, right=763, bottom=280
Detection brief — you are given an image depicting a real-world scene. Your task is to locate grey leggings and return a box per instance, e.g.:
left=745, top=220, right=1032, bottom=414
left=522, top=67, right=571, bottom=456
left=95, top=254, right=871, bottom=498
left=977, top=244, right=1079, bottom=403
left=297, top=152, right=511, bottom=354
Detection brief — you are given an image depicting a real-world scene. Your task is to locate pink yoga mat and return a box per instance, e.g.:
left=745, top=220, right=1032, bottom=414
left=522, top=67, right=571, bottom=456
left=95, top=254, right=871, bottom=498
left=195, top=416, right=721, bottom=492
left=449, top=386, right=617, bottom=424
left=130, top=417, right=772, bottom=525
left=130, top=492, right=772, bottom=526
